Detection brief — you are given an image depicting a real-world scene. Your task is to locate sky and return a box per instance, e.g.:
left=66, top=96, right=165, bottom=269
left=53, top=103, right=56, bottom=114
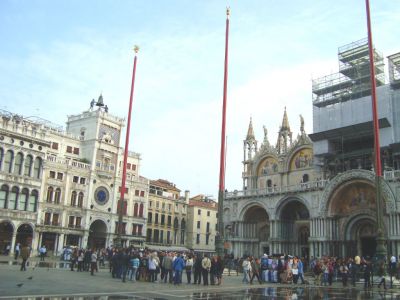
left=0, top=0, right=399, bottom=198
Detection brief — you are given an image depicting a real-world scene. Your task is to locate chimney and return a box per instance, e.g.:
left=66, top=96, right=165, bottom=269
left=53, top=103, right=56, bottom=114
left=185, top=190, right=190, bottom=204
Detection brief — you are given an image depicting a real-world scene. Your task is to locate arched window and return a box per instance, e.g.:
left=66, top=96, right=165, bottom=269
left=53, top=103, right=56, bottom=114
left=33, top=157, right=42, bottom=179
left=54, top=188, right=61, bottom=204
left=19, top=188, right=29, bottom=211
left=0, top=148, right=4, bottom=170
left=4, top=150, right=14, bottom=173
left=70, top=191, right=77, bottom=206
left=180, top=218, right=186, bottom=244
left=139, top=203, right=144, bottom=217
left=133, top=203, right=138, bottom=217
left=46, top=187, right=54, bottom=202
left=0, top=185, right=9, bottom=209
left=78, top=192, right=84, bottom=207
left=24, top=155, right=33, bottom=176
left=28, top=190, right=38, bottom=212
left=8, top=186, right=18, bottom=210
left=14, top=152, right=23, bottom=175
left=267, top=179, right=272, bottom=188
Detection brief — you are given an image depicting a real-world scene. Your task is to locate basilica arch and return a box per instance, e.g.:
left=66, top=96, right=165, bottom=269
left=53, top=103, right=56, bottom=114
left=317, top=169, right=395, bottom=257
left=275, top=196, right=310, bottom=257
left=233, top=202, right=270, bottom=257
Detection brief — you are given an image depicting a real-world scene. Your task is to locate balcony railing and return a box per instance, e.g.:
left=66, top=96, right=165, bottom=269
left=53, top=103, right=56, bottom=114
left=41, top=220, right=61, bottom=227
left=67, top=224, right=82, bottom=229
left=225, top=180, right=328, bottom=199
left=384, top=170, right=400, bottom=181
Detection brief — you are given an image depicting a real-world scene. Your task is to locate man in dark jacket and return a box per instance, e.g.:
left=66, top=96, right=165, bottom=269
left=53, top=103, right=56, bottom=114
left=121, top=249, right=130, bottom=282
left=193, top=254, right=202, bottom=284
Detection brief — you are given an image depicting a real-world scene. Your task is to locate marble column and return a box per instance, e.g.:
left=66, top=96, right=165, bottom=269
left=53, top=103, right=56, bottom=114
left=10, top=233, right=17, bottom=257
left=57, top=233, right=65, bottom=255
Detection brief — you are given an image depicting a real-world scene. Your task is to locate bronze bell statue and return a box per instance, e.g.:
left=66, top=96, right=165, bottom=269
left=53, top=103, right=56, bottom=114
left=96, top=94, right=104, bottom=107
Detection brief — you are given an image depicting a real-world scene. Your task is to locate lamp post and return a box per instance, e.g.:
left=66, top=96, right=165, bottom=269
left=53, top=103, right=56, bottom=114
left=215, top=8, right=230, bottom=257
left=115, top=46, right=139, bottom=249
left=365, top=0, right=387, bottom=261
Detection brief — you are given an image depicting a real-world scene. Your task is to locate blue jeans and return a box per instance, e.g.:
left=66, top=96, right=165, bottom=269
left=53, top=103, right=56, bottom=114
left=174, top=270, right=182, bottom=285
left=130, top=267, right=138, bottom=281
left=243, top=270, right=249, bottom=283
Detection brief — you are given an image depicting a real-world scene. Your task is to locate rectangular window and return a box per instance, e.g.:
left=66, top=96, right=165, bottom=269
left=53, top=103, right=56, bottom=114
left=138, top=225, right=143, bottom=236
left=160, top=230, right=164, bottom=243
left=131, top=164, right=137, bottom=171
left=155, top=213, right=159, bottom=224
left=140, top=191, right=145, bottom=197
left=44, top=212, right=51, bottom=225
left=49, top=171, right=56, bottom=179
left=149, top=201, right=152, bottom=208
left=79, top=177, right=86, bottom=184
left=57, top=172, right=63, bottom=180
left=66, top=146, right=73, bottom=153
left=52, top=213, right=59, bottom=226
left=196, top=234, right=200, bottom=244
left=73, top=176, right=79, bottom=183
left=146, top=229, right=152, bottom=242
left=73, top=147, right=79, bottom=155
left=206, top=222, right=210, bottom=233
left=198, top=209, right=201, bottom=215
left=135, top=190, right=140, bottom=196
left=161, top=214, right=165, bottom=225
left=148, top=212, right=152, bottom=223
left=68, top=216, right=74, bottom=227
left=197, top=221, right=201, bottom=229
left=132, top=224, right=137, bottom=235
left=167, top=231, right=171, bottom=243
left=76, top=217, right=81, bottom=228
left=167, top=216, right=172, bottom=226
left=207, top=211, right=210, bottom=217
left=127, top=163, right=131, bottom=169
left=52, top=142, right=59, bottom=150
left=206, top=234, right=210, bottom=245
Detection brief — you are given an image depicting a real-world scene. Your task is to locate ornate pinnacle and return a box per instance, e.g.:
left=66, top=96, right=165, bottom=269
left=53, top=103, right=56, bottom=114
left=134, top=45, right=139, bottom=53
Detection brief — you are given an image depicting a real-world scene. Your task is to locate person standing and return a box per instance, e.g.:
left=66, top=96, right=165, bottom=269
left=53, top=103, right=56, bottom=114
left=297, top=257, right=306, bottom=284
left=130, top=254, right=140, bottom=282
left=162, top=252, right=173, bottom=283
left=39, top=245, right=46, bottom=261
left=90, top=249, right=97, bottom=276
left=14, top=243, right=20, bottom=260
left=250, top=257, right=262, bottom=284
left=121, top=249, right=130, bottom=283
left=172, top=253, right=185, bottom=285
left=242, top=257, right=252, bottom=284
left=193, top=254, right=202, bottom=285
left=20, top=244, right=30, bottom=271
left=201, top=254, right=211, bottom=286
left=185, top=255, right=193, bottom=284
left=339, top=261, right=349, bottom=287
left=70, top=248, right=78, bottom=271
left=363, top=260, right=372, bottom=289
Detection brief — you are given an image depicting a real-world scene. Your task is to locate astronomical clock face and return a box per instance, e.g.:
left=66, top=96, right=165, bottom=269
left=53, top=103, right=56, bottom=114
left=94, top=186, right=110, bottom=205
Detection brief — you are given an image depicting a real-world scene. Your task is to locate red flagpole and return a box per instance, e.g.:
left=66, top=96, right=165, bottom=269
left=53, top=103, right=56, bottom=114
left=216, top=8, right=230, bottom=256
left=365, top=0, right=386, bottom=259
left=117, top=46, right=139, bottom=247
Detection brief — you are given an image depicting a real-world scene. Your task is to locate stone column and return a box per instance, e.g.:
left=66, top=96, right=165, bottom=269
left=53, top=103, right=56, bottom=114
left=10, top=233, right=17, bottom=257
left=57, top=233, right=65, bottom=255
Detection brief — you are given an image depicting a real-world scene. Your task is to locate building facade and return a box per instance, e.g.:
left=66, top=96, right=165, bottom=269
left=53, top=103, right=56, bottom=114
left=145, top=179, right=188, bottom=251
left=223, top=39, right=400, bottom=259
left=0, top=97, right=148, bottom=255
left=186, top=195, right=218, bottom=254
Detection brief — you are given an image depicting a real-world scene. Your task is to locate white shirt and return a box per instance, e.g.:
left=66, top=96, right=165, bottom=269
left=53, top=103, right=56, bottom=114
left=391, top=256, right=396, bottom=263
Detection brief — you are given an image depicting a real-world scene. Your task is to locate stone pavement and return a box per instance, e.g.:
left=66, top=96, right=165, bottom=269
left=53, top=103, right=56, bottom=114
left=1, top=258, right=400, bottom=299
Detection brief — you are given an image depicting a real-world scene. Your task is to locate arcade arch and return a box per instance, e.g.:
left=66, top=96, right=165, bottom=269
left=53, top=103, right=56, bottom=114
left=88, top=220, right=107, bottom=249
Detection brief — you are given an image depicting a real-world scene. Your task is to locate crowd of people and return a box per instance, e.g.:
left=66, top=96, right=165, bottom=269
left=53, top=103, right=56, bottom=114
left=9, top=242, right=400, bottom=290
left=66, top=247, right=224, bottom=285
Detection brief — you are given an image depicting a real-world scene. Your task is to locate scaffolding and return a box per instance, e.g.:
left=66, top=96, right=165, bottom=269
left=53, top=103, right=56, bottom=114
left=388, top=52, right=400, bottom=89
left=312, top=38, right=385, bottom=107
